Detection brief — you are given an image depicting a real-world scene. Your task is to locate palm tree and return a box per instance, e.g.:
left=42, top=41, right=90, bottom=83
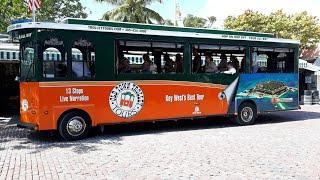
left=207, top=16, right=217, bottom=28
left=163, top=19, right=174, bottom=26
left=96, top=0, right=164, bottom=24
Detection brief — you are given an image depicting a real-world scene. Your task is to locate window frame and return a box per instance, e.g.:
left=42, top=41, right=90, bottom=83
left=0, top=51, right=3, bottom=60
left=115, top=39, right=186, bottom=75
left=12, top=52, right=16, bottom=60
left=6, top=52, right=10, bottom=60
left=71, top=38, right=96, bottom=80
left=42, top=47, right=66, bottom=79
left=250, top=46, right=296, bottom=74
left=20, top=41, right=36, bottom=81
left=40, top=37, right=68, bottom=81
left=190, top=43, right=246, bottom=74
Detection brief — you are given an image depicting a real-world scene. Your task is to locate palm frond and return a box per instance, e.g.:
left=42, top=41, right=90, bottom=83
left=99, top=0, right=164, bottom=23
left=142, top=0, right=163, bottom=5
left=108, top=4, right=131, bottom=21
left=95, top=0, right=124, bottom=6
left=142, top=7, right=164, bottom=24
left=102, top=11, right=111, bottom=20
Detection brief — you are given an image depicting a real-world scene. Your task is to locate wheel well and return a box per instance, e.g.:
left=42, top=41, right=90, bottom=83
left=238, top=100, right=257, bottom=111
left=57, top=108, right=92, bottom=128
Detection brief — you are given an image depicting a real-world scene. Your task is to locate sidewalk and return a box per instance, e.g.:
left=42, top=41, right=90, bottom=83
left=0, top=115, right=19, bottom=129
left=0, top=106, right=320, bottom=179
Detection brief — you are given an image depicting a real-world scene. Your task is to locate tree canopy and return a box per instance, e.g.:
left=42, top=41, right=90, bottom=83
left=0, top=0, right=27, bottom=33
left=163, top=19, right=174, bottom=26
left=207, top=16, right=217, bottom=28
left=96, top=0, right=164, bottom=24
left=183, top=15, right=217, bottom=28
left=0, top=0, right=87, bottom=32
left=224, top=10, right=320, bottom=53
left=37, top=0, right=87, bottom=22
left=183, top=14, right=207, bottom=28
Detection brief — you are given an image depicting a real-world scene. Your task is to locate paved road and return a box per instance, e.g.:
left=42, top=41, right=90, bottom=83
left=1, top=106, right=320, bottom=179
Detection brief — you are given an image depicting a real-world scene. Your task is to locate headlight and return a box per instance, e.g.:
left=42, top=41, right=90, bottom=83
left=21, top=99, right=29, bottom=112
left=218, top=92, right=226, bottom=100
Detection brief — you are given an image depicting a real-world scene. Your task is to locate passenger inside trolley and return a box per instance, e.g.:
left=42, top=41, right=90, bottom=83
left=175, top=53, right=183, bottom=73
left=192, top=49, right=202, bottom=73
left=204, top=51, right=218, bottom=73
left=118, top=57, right=131, bottom=73
left=164, top=54, right=175, bottom=73
left=142, top=54, right=152, bottom=73
left=218, top=53, right=228, bottom=72
left=223, top=62, right=237, bottom=75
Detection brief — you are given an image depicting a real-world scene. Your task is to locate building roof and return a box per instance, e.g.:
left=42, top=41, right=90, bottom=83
left=299, top=59, right=320, bottom=72
left=313, top=57, right=320, bottom=67
left=0, top=33, right=10, bottom=43
left=0, top=43, right=19, bottom=51
left=0, top=33, right=9, bottom=38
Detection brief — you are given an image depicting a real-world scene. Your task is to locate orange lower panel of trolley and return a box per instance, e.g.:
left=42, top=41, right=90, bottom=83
left=20, top=81, right=228, bottom=130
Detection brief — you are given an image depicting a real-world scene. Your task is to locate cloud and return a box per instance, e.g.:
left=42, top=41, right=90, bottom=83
left=200, top=0, right=320, bottom=28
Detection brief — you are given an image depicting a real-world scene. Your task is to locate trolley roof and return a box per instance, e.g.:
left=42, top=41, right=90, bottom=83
left=7, top=18, right=300, bottom=44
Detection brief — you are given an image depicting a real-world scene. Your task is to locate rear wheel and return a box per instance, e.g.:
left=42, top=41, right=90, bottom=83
left=58, top=111, right=91, bottom=141
left=233, top=102, right=257, bottom=125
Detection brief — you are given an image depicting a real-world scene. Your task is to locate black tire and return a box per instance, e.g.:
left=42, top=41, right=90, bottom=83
left=58, top=111, right=91, bottom=141
left=233, top=102, right=257, bottom=125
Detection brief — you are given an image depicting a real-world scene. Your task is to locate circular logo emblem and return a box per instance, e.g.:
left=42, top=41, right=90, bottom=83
left=109, top=82, right=144, bottom=118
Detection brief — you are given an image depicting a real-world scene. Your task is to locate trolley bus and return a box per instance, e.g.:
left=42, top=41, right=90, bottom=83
left=8, top=18, right=300, bottom=140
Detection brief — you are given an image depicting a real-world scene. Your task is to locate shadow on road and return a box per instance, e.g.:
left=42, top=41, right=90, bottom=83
left=256, top=110, right=320, bottom=125
left=100, top=110, right=320, bottom=138
left=0, top=109, right=319, bottom=154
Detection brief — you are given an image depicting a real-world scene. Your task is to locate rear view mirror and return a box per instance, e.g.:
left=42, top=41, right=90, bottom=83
left=15, top=76, right=20, bottom=82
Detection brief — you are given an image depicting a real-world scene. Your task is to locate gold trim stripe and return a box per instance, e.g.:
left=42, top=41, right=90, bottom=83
left=39, top=80, right=227, bottom=89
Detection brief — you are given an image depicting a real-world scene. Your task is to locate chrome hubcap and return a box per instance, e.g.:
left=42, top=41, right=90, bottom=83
left=67, top=116, right=86, bottom=136
left=241, top=107, right=253, bottom=123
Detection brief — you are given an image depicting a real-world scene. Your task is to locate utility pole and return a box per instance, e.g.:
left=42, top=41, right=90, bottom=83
left=174, top=0, right=182, bottom=26
left=174, top=0, right=177, bottom=26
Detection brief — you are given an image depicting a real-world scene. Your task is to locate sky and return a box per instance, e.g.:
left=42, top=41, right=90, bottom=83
left=80, top=0, right=320, bottom=28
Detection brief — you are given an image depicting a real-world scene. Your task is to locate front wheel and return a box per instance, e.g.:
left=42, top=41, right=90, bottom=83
left=233, top=102, right=257, bottom=125
left=58, top=111, right=91, bottom=141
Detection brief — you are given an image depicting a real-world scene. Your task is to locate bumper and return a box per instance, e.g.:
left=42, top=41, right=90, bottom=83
left=17, top=120, right=38, bottom=130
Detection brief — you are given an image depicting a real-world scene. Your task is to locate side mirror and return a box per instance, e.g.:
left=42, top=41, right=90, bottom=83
left=15, top=76, right=20, bottom=82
